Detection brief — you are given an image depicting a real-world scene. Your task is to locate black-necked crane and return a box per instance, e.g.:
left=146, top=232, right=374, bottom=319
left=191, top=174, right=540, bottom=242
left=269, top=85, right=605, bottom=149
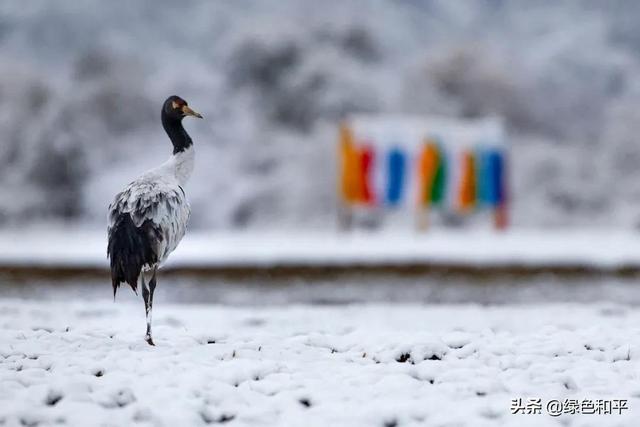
left=107, top=95, right=202, bottom=345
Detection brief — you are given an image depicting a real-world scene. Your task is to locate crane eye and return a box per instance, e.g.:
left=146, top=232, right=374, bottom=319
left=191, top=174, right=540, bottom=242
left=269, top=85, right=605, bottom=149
left=171, top=101, right=181, bottom=110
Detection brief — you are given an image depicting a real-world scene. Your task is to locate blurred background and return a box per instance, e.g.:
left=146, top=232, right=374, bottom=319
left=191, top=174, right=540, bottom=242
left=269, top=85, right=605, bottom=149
left=2, top=0, right=640, bottom=304
left=4, top=0, right=640, bottom=230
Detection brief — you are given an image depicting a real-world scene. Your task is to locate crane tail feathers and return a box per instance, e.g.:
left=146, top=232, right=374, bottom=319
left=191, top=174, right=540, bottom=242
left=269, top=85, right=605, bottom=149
left=107, top=213, right=159, bottom=298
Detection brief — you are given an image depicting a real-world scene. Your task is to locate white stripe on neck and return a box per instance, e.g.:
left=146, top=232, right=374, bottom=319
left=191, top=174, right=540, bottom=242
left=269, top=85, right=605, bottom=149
left=160, top=145, right=194, bottom=187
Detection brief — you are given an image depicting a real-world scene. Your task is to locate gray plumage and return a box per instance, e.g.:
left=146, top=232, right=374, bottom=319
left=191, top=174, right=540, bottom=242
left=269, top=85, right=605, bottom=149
left=107, top=148, right=193, bottom=294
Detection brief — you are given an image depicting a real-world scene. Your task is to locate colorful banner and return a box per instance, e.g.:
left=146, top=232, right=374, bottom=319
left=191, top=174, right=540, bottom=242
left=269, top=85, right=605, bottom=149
left=338, top=120, right=508, bottom=227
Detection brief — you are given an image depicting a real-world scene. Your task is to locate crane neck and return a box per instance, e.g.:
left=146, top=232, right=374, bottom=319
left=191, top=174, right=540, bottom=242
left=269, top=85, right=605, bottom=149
left=161, top=114, right=193, bottom=155
left=161, top=114, right=195, bottom=186
left=169, top=145, right=195, bottom=187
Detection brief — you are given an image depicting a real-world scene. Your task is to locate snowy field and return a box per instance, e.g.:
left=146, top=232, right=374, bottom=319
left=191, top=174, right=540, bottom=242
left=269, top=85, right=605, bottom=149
left=3, top=229, right=640, bottom=270
left=1, top=299, right=639, bottom=426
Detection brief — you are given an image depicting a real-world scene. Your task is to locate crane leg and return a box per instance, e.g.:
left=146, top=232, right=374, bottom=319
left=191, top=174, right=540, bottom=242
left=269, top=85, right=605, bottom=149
left=141, top=269, right=157, bottom=346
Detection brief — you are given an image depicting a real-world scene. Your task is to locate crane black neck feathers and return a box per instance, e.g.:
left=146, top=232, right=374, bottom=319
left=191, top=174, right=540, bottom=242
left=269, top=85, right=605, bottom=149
left=161, top=113, right=192, bottom=155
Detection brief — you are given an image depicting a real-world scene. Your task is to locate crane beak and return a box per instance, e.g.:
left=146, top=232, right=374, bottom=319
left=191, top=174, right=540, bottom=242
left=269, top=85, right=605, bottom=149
left=182, top=105, right=203, bottom=119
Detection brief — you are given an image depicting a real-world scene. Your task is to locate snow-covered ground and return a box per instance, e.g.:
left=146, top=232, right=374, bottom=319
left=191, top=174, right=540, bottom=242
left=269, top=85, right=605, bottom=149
left=1, top=299, right=638, bottom=426
left=2, top=229, right=640, bottom=270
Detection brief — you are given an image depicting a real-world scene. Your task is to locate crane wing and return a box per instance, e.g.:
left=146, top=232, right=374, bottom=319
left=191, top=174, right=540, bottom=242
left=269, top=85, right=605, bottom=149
left=108, top=177, right=191, bottom=266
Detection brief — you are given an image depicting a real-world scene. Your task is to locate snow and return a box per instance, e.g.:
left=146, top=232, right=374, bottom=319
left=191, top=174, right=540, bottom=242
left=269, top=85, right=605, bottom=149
left=1, top=229, right=640, bottom=270
left=0, top=299, right=638, bottom=426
